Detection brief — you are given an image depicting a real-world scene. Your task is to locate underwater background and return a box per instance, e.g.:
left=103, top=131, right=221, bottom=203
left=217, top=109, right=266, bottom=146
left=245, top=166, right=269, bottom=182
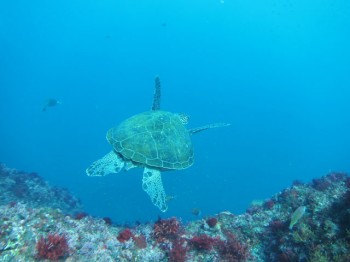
left=1, top=0, right=349, bottom=224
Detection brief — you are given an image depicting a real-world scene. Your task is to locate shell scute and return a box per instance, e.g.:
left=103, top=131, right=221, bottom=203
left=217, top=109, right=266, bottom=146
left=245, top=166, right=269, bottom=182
left=107, top=110, right=194, bottom=170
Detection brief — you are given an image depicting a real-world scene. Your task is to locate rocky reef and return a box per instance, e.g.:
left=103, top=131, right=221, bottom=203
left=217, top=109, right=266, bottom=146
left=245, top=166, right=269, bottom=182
left=0, top=164, right=82, bottom=215
left=0, top=164, right=349, bottom=261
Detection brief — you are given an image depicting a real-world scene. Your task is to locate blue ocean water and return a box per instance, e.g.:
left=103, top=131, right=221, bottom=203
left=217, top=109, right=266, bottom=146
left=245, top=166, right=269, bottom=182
left=1, top=0, right=349, bottom=223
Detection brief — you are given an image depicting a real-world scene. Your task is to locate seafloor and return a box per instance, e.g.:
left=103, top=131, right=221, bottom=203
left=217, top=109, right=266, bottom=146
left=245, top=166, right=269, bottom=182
left=0, top=163, right=349, bottom=261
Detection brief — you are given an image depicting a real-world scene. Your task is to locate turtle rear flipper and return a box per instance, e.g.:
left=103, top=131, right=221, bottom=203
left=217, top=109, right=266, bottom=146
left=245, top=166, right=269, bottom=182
left=151, top=75, right=161, bottom=111
left=86, top=151, right=124, bottom=176
left=142, top=167, right=168, bottom=212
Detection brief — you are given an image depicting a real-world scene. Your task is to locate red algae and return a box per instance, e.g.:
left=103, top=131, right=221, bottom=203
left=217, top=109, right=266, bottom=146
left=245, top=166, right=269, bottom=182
left=117, top=228, right=133, bottom=242
left=206, top=217, right=218, bottom=228
left=188, top=234, right=217, bottom=251
left=153, top=217, right=181, bottom=243
left=36, top=234, right=69, bottom=260
left=1, top=164, right=350, bottom=261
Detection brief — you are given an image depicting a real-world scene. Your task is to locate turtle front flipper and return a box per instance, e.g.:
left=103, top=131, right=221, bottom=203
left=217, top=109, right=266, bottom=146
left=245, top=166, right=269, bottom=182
left=189, top=122, right=231, bottom=135
left=142, top=167, right=168, bottom=212
left=86, top=151, right=124, bottom=176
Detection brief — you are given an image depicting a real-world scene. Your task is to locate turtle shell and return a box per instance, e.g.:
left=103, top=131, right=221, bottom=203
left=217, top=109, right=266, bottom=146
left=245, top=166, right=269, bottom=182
left=106, top=110, right=194, bottom=170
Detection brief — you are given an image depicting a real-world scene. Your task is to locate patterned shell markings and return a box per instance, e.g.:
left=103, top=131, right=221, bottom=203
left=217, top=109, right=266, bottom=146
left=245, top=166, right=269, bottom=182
left=106, top=110, right=194, bottom=170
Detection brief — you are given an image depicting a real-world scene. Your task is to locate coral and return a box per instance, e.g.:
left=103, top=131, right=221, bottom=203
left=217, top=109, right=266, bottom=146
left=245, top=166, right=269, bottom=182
left=8, top=201, right=17, bottom=208
left=329, top=189, right=350, bottom=238
left=246, top=200, right=264, bottom=215
left=36, top=233, right=69, bottom=260
left=152, top=217, right=187, bottom=260
left=292, top=180, right=304, bottom=186
left=168, top=238, right=187, bottom=262
left=133, top=234, right=147, bottom=249
left=11, top=178, right=29, bottom=198
left=153, top=217, right=181, bottom=243
left=345, top=177, right=350, bottom=188
left=117, top=228, right=147, bottom=249
left=103, top=217, right=112, bottom=225
left=263, top=199, right=275, bottom=210
left=327, top=172, right=348, bottom=182
left=278, top=187, right=303, bottom=209
left=188, top=234, right=216, bottom=251
left=291, top=224, right=316, bottom=243
left=206, top=217, right=218, bottom=228
left=277, top=249, right=298, bottom=262
left=269, top=219, right=288, bottom=233
left=343, top=190, right=350, bottom=206
left=75, top=212, right=88, bottom=220
left=215, top=231, right=250, bottom=261
left=312, top=178, right=332, bottom=191
left=117, top=228, right=133, bottom=242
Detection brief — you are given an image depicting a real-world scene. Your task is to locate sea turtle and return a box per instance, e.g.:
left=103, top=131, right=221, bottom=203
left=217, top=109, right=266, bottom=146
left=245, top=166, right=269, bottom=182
left=86, top=76, right=230, bottom=212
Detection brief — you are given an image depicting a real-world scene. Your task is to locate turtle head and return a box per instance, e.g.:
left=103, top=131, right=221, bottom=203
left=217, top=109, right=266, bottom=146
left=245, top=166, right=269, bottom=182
left=177, top=113, right=190, bottom=125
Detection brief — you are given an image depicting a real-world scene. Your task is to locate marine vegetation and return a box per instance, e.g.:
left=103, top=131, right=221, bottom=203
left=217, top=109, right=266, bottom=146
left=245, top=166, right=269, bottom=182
left=36, top=234, right=69, bottom=260
left=0, top=164, right=350, bottom=261
left=206, top=217, right=218, bottom=228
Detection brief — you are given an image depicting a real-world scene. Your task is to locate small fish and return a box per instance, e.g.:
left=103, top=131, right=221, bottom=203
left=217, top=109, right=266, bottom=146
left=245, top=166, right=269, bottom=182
left=289, top=206, right=306, bottom=230
left=191, top=208, right=202, bottom=217
left=165, top=195, right=177, bottom=202
left=42, top=98, right=61, bottom=112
